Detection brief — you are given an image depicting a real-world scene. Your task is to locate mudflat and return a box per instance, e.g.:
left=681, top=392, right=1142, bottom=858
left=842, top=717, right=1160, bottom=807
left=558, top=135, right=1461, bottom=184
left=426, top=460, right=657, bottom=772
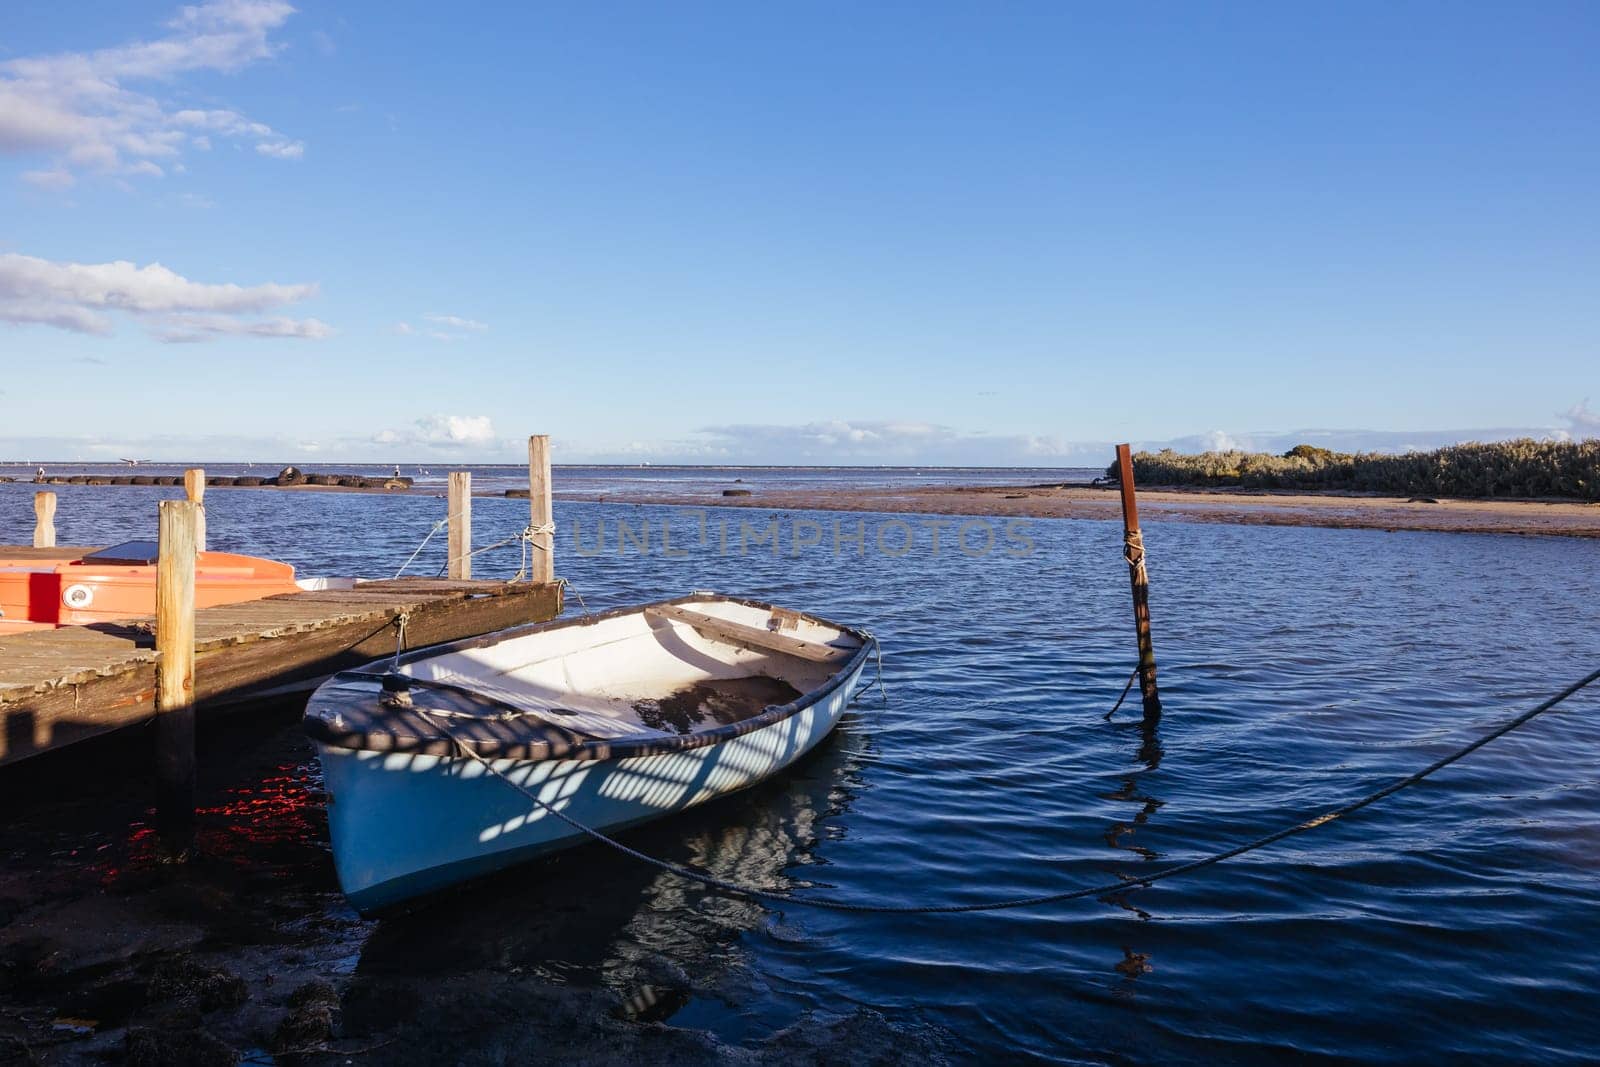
left=560, top=483, right=1600, bottom=538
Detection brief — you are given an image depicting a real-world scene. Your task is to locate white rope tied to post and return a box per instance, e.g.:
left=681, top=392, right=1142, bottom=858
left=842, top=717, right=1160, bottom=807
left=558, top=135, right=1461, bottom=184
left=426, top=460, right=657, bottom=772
left=437, top=521, right=556, bottom=577
left=509, top=521, right=557, bottom=584
left=1124, top=529, right=1146, bottom=569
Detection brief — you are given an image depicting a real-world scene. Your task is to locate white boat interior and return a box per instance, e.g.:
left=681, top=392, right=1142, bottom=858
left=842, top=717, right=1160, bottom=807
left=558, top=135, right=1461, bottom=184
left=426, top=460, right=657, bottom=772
left=307, top=596, right=868, bottom=758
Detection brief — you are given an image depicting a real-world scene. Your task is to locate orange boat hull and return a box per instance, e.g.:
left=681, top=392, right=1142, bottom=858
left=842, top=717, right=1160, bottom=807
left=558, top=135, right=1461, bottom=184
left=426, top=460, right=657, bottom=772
left=0, top=550, right=301, bottom=634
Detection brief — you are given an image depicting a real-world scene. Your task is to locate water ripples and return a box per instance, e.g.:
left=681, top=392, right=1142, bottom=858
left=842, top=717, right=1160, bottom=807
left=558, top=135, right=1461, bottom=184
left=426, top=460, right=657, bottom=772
left=4, top=485, right=1599, bottom=1061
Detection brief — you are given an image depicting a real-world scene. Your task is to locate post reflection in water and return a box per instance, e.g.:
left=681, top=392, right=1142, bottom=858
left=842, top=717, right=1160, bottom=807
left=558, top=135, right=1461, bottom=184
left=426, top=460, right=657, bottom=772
left=348, top=714, right=874, bottom=1042
left=1101, top=697, right=1163, bottom=976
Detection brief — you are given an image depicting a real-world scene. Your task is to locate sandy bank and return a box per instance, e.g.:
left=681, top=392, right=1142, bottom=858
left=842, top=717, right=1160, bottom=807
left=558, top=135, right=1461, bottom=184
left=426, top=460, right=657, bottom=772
left=558, top=483, right=1600, bottom=539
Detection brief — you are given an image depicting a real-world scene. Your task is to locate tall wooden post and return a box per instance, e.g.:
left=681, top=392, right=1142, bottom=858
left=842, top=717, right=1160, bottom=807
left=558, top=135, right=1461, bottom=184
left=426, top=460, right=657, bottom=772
left=447, top=471, right=472, bottom=579
left=184, top=468, right=207, bottom=552
left=32, top=491, right=56, bottom=548
left=155, top=499, right=199, bottom=859
left=527, top=435, right=554, bottom=584
left=1116, top=444, right=1161, bottom=716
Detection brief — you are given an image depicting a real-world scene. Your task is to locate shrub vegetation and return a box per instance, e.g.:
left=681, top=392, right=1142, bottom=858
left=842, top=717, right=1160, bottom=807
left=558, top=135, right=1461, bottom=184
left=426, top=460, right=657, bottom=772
left=1108, top=439, right=1600, bottom=501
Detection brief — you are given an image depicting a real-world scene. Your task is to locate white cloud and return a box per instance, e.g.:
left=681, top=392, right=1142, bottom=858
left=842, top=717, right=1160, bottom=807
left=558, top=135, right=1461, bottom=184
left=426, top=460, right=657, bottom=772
left=0, top=0, right=299, bottom=182
left=254, top=139, right=304, bottom=159
left=150, top=312, right=333, bottom=342
left=394, top=313, right=489, bottom=341
left=1562, top=399, right=1600, bottom=439
left=424, top=313, right=488, bottom=332
left=21, top=168, right=75, bottom=190
left=372, top=415, right=499, bottom=449
left=0, top=251, right=328, bottom=342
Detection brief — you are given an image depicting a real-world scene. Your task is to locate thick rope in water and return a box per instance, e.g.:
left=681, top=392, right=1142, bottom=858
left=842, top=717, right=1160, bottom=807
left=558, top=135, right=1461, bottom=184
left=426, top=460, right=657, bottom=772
left=1104, top=666, right=1139, bottom=720
left=410, top=663, right=1600, bottom=914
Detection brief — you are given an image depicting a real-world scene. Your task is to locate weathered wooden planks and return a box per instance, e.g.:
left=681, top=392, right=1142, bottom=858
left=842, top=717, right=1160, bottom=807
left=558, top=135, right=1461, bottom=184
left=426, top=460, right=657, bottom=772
left=0, top=577, right=562, bottom=766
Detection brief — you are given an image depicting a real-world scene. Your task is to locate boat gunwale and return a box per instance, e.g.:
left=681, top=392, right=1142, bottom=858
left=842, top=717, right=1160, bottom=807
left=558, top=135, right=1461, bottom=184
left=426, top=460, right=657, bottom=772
left=303, top=592, right=872, bottom=763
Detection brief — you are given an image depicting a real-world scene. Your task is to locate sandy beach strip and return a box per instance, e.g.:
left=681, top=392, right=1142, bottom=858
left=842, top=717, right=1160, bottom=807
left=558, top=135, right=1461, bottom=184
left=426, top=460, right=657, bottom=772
left=556, top=483, right=1600, bottom=539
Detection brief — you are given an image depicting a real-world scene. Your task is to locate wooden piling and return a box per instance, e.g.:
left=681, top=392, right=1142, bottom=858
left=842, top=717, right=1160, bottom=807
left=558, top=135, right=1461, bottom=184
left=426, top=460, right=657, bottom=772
left=184, top=468, right=207, bottom=552
left=155, top=499, right=199, bottom=858
left=32, top=491, right=56, bottom=549
left=447, top=471, right=472, bottom=580
left=1115, top=444, right=1161, bottom=716
left=527, top=435, right=554, bottom=584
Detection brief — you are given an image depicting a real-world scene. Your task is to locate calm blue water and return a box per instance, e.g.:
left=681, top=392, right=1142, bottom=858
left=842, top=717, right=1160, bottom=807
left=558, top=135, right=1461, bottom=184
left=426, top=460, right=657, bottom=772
left=3, top=478, right=1599, bottom=1062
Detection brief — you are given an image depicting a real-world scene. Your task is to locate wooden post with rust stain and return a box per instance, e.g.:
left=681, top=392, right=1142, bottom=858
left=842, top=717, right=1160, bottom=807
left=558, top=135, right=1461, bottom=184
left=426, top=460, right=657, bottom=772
left=1116, top=443, right=1161, bottom=716
left=155, top=499, right=199, bottom=859
left=184, top=468, right=207, bottom=552
left=527, top=435, right=554, bottom=584
left=447, top=471, right=472, bottom=579
left=32, top=491, right=56, bottom=548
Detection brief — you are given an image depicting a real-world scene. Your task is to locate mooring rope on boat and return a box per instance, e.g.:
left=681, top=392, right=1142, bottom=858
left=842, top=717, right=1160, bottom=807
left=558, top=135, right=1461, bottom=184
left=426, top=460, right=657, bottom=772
left=411, top=664, right=1600, bottom=915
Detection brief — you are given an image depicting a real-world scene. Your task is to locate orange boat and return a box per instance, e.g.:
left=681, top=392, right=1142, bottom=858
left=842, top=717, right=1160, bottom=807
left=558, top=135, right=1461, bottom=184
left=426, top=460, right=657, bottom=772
left=0, top=541, right=305, bottom=635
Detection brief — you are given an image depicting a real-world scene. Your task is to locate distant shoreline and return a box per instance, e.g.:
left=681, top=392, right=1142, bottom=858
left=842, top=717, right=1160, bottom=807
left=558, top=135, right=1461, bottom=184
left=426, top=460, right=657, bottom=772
left=555, top=483, right=1600, bottom=539
left=9, top=475, right=1598, bottom=538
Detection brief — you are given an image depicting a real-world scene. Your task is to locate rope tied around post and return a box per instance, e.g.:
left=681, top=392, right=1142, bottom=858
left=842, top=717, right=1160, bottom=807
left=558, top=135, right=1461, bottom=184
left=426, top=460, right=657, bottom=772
left=1123, top=528, right=1146, bottom=569
left=509, top=521, right=558, bottom=585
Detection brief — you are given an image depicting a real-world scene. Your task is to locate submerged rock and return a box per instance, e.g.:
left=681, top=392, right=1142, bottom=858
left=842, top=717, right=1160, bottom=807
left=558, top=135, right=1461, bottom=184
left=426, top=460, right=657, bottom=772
left=273, top=979, right=340, bottom=1052
left=146, top=955, right=248, bottom=1013
left=125, top=1025, right=240, bottom=1067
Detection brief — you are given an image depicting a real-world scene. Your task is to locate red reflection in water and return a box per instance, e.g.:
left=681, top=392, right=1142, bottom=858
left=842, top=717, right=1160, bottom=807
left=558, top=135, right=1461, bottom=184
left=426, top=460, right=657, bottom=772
left=96, top=759, right=329, bottom=887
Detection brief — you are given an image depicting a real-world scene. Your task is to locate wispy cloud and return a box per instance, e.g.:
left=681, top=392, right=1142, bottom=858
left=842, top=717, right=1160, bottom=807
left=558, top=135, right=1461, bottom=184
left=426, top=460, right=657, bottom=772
left=0, top=251, right=330, bottom=342
left=424, top=313, right=487, bottom=332
left=394, top=313, right=489, bottom=341
left=0, top=0, right=301, bottom=183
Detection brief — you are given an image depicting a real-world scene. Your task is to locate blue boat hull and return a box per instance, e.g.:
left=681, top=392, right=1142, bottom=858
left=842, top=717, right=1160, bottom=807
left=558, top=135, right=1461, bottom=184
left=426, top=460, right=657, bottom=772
left=320, top=654, right=868, bottom=913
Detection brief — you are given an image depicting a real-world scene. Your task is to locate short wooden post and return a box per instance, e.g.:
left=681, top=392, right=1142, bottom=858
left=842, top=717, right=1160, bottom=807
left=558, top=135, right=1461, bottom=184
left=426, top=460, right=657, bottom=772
left=447, top=471, right=472, bottom=579
left=184, top=468, right=207, bottom=552
left=1116, top=444, right=1161, bottom=716
left=155, top=499, right=199, bottom=859
left=32, top=491, right=56, bottom=548
left=527, top=435, right=554, bottom=584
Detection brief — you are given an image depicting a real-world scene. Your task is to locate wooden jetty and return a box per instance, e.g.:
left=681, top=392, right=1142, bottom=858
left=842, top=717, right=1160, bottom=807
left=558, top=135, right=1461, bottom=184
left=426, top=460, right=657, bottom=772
left=0, top=435, right=563, bottom=771
left=0, top=553, right=562, bottom=766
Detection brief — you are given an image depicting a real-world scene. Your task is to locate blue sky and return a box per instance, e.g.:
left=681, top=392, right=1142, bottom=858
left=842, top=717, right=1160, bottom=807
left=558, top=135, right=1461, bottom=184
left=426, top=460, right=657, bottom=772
left=1, top=1, right=1596, bottom=464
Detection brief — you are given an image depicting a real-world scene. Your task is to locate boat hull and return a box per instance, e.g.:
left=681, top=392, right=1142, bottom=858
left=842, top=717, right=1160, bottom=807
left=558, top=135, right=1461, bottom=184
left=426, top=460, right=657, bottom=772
left=320, top=652, right=867, bottom=913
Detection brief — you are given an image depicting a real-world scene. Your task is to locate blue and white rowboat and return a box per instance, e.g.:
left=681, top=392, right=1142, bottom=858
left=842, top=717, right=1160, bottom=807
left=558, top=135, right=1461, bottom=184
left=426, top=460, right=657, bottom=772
left=305, top=594, right=873, bottom=913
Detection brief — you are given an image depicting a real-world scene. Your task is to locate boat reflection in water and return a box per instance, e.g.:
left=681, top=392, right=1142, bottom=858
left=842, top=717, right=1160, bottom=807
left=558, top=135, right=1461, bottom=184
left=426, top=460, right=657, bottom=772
left=345, top=712, right=875, bottom=1046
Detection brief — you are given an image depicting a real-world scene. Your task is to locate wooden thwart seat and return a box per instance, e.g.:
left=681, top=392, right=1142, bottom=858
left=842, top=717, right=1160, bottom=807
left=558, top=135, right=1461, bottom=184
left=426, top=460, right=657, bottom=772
left=644, top=604, right=851, bottom=663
